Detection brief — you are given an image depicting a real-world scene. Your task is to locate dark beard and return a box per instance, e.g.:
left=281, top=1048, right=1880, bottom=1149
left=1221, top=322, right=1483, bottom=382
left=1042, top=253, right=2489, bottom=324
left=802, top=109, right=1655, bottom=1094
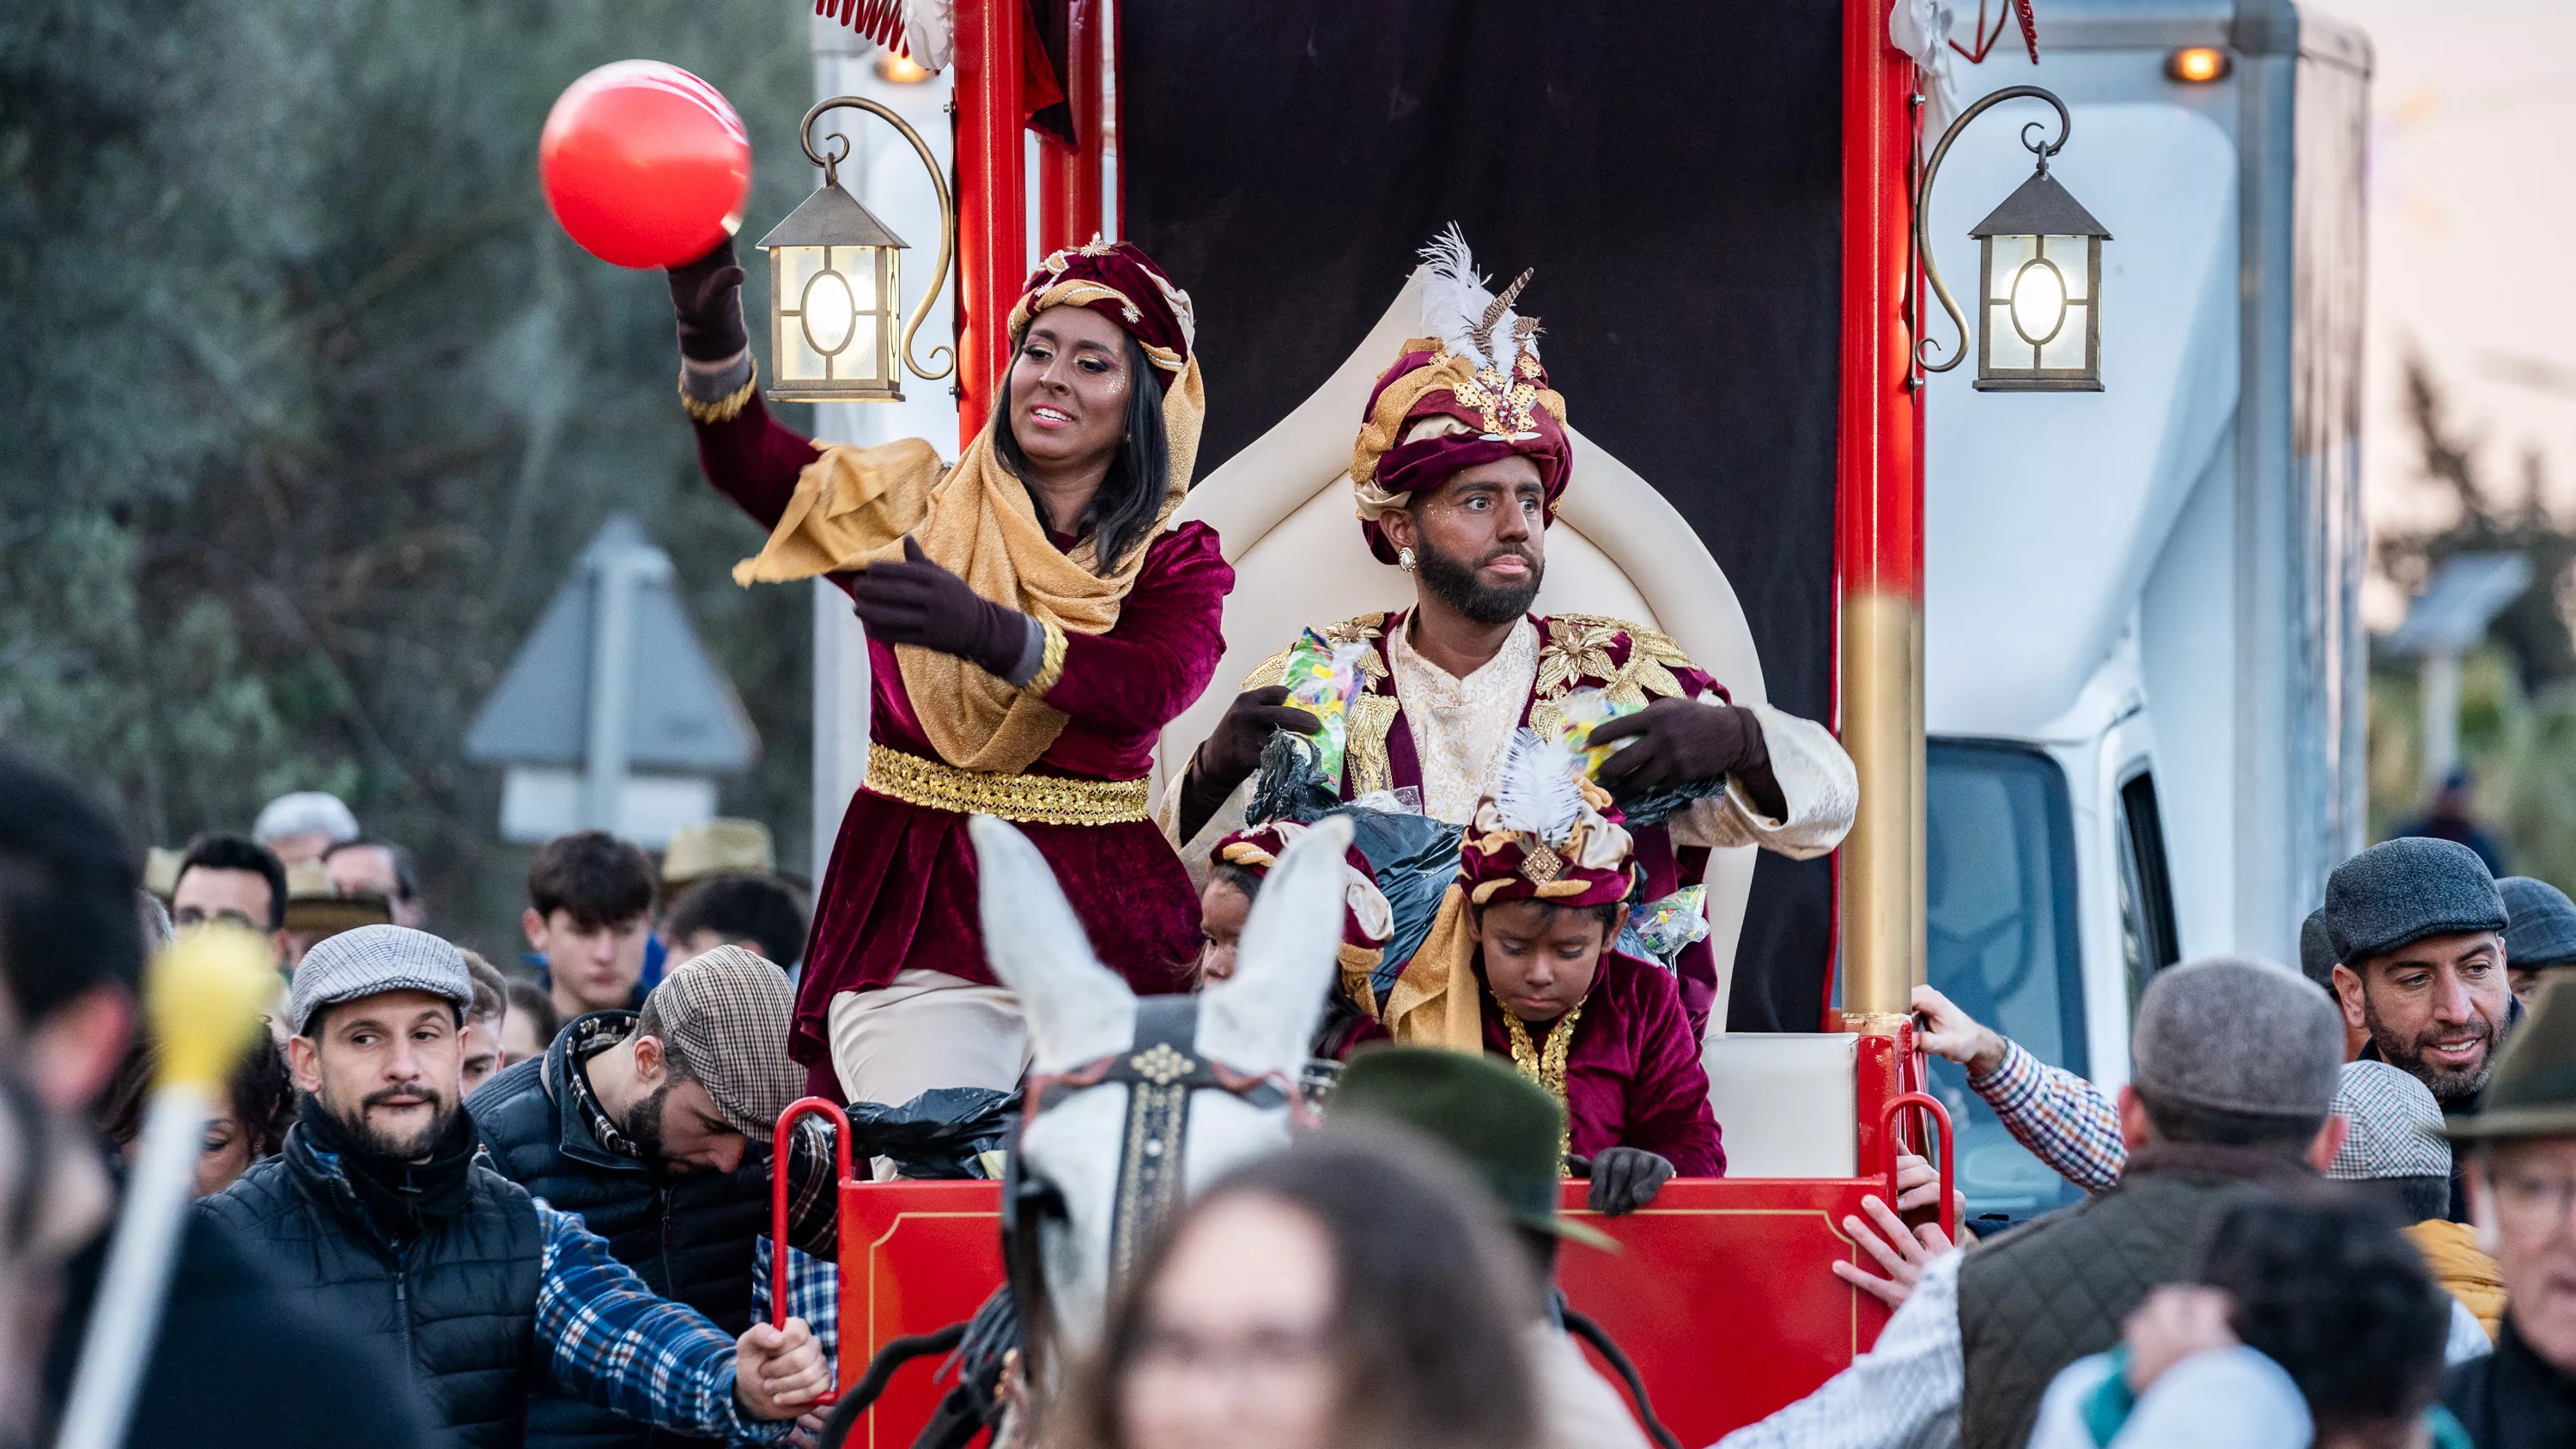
left=342, top=1085, right=460, bottom=1160
left=623, top=1078, right=690, bottom=1173
left=2361, top=992, right=2498, bottom=1106
left=1414, top=536, right=1542, bottom=626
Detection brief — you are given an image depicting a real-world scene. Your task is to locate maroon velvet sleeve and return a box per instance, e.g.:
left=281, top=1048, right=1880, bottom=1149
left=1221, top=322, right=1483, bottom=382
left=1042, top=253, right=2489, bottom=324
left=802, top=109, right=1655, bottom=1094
left=1620, top=963, right=1728, bottom=1177
left=691, top=393, right=824, bottom=533
left=1036, top=521, right=1233, bottom=736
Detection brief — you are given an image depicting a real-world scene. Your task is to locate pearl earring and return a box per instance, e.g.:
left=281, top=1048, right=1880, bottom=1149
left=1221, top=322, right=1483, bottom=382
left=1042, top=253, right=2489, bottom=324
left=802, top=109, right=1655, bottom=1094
left=1398, top=546, right=1417, bottom=572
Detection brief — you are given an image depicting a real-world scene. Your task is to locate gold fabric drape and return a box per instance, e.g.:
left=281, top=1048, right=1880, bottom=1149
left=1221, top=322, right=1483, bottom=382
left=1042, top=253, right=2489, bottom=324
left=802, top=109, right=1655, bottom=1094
left=733, top=355, right=1205, bottom=773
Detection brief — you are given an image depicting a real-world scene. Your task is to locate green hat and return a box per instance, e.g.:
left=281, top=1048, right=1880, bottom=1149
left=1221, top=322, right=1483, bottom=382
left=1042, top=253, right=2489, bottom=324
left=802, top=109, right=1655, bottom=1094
left=1330, top=1046, right=1618, bottom=1251
left=2442, top=976, right=2576, bottom=1142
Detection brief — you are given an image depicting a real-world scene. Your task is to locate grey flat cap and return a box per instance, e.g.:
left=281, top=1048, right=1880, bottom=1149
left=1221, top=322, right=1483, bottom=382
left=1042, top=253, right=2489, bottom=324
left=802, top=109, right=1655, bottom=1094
left=2501, top=876, right=2576, bottom=971
left=289, top=923, right=472, bottom=1034
left=2131, top=955, right=2342, bottom=1125
left=2297, top=909, right=2337, bottom=994
left=2327, top=1060, right=2451, bottom=1182
left=2321, top=837, right=2505, bottom=964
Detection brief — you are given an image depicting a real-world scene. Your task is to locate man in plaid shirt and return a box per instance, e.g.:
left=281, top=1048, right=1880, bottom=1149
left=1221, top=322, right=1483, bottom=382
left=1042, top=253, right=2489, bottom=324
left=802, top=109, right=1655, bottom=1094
left=1913, top=983, right=2126, bottom=1193
left=472, top=946, right=845, bottom=1448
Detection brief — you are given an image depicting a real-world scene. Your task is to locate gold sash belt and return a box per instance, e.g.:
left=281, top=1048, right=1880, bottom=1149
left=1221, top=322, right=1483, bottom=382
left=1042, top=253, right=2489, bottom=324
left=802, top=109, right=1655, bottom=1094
left=863, top=745, right=1151, bottom=826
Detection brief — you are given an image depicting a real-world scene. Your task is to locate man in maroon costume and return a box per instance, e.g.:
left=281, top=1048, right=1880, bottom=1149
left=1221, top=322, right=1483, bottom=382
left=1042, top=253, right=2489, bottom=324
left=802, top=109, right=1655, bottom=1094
left=665, top=236, right=1224, bottom=1105
left=1171, top=228, right=1853, bottom=1041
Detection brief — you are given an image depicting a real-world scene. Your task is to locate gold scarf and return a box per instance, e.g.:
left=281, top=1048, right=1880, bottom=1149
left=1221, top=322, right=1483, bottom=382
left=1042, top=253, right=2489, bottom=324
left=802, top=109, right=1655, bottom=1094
left=732, top=356, right=1206, bottom=774
left=1386, top=882, right=1485, bottom=1053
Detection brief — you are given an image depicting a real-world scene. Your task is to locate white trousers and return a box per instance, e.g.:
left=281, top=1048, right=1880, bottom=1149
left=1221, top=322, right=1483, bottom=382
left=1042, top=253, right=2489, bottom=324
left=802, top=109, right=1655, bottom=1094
left=825, top=969, right=1031, bottom=1106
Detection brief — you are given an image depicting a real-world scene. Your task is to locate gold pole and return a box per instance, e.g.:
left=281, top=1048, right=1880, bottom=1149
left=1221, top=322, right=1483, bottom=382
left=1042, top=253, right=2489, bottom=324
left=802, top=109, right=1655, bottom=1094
left=1839, top=590, right=1924, bottom=1032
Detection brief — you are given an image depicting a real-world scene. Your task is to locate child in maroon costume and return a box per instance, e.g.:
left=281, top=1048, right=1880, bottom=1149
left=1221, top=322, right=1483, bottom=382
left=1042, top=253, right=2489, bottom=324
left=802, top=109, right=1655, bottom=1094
left=667, top=237, right=1224, bottom=1104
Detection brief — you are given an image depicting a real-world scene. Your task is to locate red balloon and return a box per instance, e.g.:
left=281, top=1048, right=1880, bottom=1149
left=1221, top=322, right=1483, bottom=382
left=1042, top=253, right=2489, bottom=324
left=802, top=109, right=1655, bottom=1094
left=540, top=60, right=751, bottom=270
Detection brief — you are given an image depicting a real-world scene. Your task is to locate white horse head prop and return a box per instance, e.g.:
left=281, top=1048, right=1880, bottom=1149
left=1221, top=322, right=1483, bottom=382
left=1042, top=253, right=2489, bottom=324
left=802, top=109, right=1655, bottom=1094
left=969, top=812, right=1349, bottom=1361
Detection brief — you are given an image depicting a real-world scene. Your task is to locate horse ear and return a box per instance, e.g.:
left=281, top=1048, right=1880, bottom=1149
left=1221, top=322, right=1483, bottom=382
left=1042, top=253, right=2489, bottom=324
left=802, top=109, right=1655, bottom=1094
left=969, top=815, right=1137, bottom=1073
left=1198, top=814, right=1352, bottom=1077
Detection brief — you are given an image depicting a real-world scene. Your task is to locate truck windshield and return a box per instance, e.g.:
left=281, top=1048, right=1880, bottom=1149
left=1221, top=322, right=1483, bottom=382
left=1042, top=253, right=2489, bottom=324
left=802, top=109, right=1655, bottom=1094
left=1925, top=740, right=2087, bottom=1224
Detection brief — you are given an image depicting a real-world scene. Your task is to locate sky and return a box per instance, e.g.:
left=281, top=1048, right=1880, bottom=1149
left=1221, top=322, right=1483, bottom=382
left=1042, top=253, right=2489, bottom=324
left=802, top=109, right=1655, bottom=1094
left=2325, top=0, right=2576, bottom=624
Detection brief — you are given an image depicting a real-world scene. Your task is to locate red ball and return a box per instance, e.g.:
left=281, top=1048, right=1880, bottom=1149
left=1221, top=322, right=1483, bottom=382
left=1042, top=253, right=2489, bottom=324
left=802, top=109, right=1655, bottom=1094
left=539, top=60, right=751, bottom=270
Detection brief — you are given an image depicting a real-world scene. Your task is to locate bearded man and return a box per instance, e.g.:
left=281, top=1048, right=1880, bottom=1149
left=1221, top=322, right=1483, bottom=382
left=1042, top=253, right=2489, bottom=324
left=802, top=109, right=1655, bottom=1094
left=1171, top=229, right=1855, bottom=1039
left=202, top=927, right=827, bottom=1448
left=2322, top=836, right=2523, bottom=1222
left=470, top=947, right=843, bottom=1449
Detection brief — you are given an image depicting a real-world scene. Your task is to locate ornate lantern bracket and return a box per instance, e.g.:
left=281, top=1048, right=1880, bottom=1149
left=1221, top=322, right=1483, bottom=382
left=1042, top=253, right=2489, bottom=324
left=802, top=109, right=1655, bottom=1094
left=758, top=95, right=957, bottom=404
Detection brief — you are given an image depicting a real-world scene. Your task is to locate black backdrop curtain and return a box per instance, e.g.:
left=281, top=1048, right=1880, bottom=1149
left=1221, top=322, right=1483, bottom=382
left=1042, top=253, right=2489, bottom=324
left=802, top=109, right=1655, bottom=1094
left=1121, top=1, right=1845, bottom=1032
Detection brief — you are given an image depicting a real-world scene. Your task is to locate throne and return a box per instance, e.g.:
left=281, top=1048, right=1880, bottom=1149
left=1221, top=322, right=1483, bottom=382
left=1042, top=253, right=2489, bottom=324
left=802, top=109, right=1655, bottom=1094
left=1152, top=269, right=1777, bottom=1039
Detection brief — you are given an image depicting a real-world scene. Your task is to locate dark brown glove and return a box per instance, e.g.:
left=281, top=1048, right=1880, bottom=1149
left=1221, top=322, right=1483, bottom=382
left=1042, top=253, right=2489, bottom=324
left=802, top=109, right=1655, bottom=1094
left=854, top=538, right=1030, bottom=679
left=1176, top=685, right=1322, bottom=841
left=1571, top=1147, right=1676, bottom=1216
left=1589, top=697, right=1786, bottom=819
left=666, top=236, right=748, bottom=362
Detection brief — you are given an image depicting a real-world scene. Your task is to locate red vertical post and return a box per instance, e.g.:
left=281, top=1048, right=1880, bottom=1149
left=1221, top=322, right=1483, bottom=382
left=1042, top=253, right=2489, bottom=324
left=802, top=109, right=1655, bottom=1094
left=953, top=0, right=1027, bottom=447
left=1035, top=0, right=1103, bottom=256
left=1833, top=0, right=1924, bottom=1035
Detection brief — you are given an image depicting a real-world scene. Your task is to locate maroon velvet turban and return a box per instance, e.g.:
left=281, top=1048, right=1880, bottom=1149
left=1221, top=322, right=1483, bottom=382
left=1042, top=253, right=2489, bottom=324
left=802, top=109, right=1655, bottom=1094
left=1007, top=239, right=1196, bottom=374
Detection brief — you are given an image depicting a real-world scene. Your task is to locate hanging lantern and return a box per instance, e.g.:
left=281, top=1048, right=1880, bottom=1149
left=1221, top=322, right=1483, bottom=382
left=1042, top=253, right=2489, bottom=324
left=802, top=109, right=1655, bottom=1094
left=1967, top=165, right=2111, bottom=392
left=760, top=96, right=955, bottom=405
left=1916, top=85, right=2114, bottom=394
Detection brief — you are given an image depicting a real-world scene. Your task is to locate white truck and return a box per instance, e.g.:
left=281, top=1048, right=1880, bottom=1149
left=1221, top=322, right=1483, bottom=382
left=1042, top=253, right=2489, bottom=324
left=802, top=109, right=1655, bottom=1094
left=1919, top=0, right=2370, bottom=1219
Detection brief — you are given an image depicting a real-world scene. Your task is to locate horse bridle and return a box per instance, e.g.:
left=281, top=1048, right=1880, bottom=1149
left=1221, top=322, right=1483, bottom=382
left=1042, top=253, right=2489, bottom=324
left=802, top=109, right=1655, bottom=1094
left=1001, top=995, right=1303, bottom=1384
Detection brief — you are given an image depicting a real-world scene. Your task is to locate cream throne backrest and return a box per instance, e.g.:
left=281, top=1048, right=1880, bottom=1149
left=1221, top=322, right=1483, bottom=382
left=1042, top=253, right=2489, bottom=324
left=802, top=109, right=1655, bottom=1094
left=1155, top=270, right=1771, bottom=1035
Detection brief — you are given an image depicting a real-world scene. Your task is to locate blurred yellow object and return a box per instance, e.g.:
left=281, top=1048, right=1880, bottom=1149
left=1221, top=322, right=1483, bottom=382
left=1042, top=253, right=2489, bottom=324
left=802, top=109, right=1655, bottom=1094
left=2165, top=46, right=2229, bottom=83
left=149, top=924, right=281, bottom=1091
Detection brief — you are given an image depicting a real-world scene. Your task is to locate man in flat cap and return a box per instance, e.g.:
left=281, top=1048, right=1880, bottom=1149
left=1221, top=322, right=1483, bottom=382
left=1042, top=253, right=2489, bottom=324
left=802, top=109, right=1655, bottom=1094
left=2500, top=876, right=2576, bottom=1008
left=1719, top=956, right=2349, bottom=1449
left=2440, top=977, right=2576, bottom=1448
left=203, top=925, right=829, bottom=1446
left=2323, top=837, right=2519, bottom=1218
left=471, top=945, right=845, bottom=1449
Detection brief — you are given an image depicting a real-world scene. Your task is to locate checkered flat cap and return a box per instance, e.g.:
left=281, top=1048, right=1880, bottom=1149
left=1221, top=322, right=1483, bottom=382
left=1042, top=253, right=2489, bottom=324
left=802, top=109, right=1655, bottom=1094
left=638, top=945, right=799, bottom=1135
left=288, top=924, right=472, bottom=1034
left=2327, top=1059, right=2451, bottom=1182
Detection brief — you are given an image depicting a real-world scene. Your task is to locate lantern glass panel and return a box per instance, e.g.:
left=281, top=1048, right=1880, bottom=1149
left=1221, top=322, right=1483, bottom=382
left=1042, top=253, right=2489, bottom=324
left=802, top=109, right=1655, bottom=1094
left=801, top=268, right=860, bottom=356
left=1986, top=233, right=2035, bottom=303
left=2008, top=258, right=2069, bottom=345
left=2045, top=235, right=2090, bottom=301
left=831, top=246, right=881, bottom=310
left=775, top=245, right=829, bottom=384
left=1986, top=301, right=2023, bottom=371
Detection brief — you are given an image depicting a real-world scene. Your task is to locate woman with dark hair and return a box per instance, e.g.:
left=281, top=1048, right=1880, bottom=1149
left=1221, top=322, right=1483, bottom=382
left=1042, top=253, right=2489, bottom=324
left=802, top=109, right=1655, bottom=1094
left=666, top=236, right=1225, bottom=1106
left=1056, top=1123, right=1543, bottom=1449
left=100, top=1030, right=295, bottom=1197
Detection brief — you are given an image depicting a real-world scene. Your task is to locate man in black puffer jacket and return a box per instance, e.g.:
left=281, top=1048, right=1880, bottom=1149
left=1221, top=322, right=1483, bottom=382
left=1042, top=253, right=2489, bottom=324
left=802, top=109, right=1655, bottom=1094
left=469, top=947, right=841, bottom=1449
left=201, top=926, right=831, bottom=1449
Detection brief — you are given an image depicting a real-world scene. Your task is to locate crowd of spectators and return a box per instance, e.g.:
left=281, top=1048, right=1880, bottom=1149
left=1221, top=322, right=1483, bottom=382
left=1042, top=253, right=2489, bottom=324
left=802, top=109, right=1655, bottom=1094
left=5, top=740, right=2575, bottom=1449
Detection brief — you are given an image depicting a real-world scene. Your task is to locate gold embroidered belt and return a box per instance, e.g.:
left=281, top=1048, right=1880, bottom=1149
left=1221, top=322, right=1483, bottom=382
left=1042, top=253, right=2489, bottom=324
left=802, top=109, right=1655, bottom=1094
left=863, top=745, right=1151, bottom=826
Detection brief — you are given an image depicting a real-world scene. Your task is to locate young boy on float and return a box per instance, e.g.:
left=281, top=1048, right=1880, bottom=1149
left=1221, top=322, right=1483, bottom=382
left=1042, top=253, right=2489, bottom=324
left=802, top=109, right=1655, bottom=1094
left=1411, top=733, right=1725, bottom=1215
left=1195, top=819, right=1393, bottom=1061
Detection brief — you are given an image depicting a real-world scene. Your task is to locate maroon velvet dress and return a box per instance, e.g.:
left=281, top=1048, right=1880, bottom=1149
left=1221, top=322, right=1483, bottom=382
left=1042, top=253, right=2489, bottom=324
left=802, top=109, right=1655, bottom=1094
left=1474, top=949, right=1727, bottom=1177
left=695, top=399, right=1224, bottom=1098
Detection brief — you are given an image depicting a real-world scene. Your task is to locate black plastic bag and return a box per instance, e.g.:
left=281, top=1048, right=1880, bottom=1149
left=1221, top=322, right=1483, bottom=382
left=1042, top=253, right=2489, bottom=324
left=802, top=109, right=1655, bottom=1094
left=844, top=1087, right=1017, bottom=1179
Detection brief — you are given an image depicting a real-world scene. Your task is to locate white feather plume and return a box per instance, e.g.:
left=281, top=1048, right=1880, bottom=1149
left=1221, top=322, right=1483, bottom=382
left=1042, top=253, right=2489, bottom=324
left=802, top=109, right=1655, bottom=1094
left=1416, top=223, right=1540, bottom=378
left=1492, top=728, right=1586, bottom=845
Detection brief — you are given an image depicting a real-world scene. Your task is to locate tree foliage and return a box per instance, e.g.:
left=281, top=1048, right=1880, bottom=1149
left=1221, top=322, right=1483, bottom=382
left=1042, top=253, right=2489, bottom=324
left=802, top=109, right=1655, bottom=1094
left=1, top=0, right=816, bottom=953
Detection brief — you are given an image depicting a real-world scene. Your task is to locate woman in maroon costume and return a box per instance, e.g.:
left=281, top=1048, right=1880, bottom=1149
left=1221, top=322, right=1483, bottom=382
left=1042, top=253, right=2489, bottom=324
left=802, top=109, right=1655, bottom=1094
left=665, top=236, right=1224, bottom=1105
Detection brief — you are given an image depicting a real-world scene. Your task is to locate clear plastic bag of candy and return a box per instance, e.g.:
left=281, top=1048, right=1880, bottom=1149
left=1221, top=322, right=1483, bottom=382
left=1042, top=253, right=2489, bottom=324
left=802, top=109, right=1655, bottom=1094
left=1279, top=628, right=1370, bottom=791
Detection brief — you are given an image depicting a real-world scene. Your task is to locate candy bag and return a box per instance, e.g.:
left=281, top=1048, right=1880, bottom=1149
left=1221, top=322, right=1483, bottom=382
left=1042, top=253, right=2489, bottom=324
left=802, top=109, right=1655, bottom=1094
left=1549, top=687, right=1645, bottom=780
left=1623, top=886, right=1710, bottom=972
left=1280, top=629, right=1369, bottom=791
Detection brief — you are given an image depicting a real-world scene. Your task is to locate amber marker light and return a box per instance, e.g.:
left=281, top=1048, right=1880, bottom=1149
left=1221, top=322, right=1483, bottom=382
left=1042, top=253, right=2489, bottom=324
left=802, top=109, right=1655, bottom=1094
left=2166, top=47, right=2230, bottom=83
left=875, top=51, right=932, bottom=84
